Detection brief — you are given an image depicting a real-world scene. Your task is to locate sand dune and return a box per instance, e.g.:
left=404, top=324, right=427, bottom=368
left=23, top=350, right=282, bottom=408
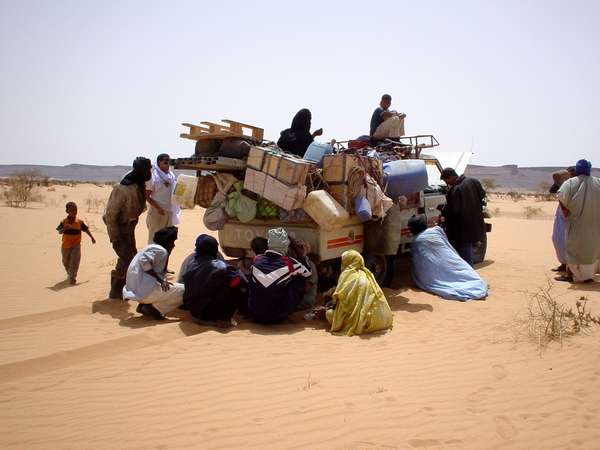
left=0, top=185, right=599, bottom=449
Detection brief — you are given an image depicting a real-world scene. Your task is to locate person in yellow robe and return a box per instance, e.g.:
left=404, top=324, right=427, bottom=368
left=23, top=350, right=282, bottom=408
left=326, top=250, right=393, bottom=336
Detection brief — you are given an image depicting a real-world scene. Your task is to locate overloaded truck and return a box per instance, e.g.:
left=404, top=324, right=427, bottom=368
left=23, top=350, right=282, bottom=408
left=171, top=120, right=488, bottom=285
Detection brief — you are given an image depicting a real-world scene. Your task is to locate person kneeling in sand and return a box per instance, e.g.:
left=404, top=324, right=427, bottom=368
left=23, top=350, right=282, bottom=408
left=123, top=226, right=184, bottom=320
left=408, top=215, right=488, bottom=301
left=180, top=234, right=248, bottom=328
left=322, top=250, right=393, bottom=336
left=248, top=228, right=312, bottom=324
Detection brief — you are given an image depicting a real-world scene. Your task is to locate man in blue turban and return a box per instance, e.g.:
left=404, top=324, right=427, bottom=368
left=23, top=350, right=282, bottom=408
left=556, top=159, right=600, bottom=282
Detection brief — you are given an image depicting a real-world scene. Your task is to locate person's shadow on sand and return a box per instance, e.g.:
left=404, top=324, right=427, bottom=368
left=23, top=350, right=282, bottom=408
left=92, top=299, right=181, bottom=329
left=48, top=279, right=89, bottom=292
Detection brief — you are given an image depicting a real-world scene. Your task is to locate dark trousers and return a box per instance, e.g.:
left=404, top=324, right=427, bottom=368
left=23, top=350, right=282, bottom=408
left=109, top=224, right=137, bottom=298
left=190, top=285, right=247, bottom=322
left=453, top=242, right=474, bottom=266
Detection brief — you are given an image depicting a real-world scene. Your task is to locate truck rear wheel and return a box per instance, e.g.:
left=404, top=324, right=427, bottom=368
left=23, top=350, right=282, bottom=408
left=473, top=232, right=487, bottom=264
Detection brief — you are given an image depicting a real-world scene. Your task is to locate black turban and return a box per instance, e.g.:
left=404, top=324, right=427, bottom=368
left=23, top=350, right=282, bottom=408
left=153, top=226, right=178, bottom=248
left=408, top=215, right=428, bottom=236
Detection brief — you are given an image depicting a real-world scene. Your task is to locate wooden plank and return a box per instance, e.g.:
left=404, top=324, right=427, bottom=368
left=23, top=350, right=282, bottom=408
left=222, top=119, right=264, bottom=141
left=180, top=132, right=246, bottom=141
left=181, top=120, right=264, bottom=142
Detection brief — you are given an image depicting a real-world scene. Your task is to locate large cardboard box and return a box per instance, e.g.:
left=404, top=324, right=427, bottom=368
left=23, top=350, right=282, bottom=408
left=247, top=146, right=271, bottom=171
left=277, top=156, right=313, bottom=185
left=243, top=168, right=267, bottom=196
left=322, top=154, right=382, bottom=184
left=262, top=175, right=307, bottom=211
left=264, top=153, right=313, bottom=186
left=264, top=153, right=280, bottom=177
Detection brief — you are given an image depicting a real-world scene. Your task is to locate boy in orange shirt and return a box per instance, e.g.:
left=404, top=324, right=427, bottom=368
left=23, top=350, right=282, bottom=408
left=57, top=202, right=96, bottom=284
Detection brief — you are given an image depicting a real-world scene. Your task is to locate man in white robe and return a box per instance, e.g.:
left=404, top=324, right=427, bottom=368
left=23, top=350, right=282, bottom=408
left=556, top=159, right=600, bottom=283
left=123, top=226, right=184, bottom=319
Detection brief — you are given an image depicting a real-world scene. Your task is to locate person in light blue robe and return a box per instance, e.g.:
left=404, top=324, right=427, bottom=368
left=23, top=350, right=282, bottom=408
left=409, top=216, right=488, bottom=301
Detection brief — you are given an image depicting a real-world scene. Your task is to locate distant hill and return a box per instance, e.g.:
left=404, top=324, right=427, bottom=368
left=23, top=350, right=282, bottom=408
left=1, top=163, right=598, bottom=191
left=0, top=164, right=193, bottom=182
left=465, top=164, right=600, bottom=191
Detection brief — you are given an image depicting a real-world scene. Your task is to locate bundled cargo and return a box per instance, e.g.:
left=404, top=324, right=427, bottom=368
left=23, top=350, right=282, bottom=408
left=243, top=146, right=314, bottom=211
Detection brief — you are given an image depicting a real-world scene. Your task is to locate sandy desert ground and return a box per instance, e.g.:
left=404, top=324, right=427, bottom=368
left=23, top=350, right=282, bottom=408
left=0, top=184, right=599, bottom=450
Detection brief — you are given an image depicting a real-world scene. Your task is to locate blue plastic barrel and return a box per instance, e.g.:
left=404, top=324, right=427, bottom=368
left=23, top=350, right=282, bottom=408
left=303, top=142, right=334, bottom=166
left=354, top=194, right=372, bottom=222
left=383, top=159, right=429, bottom=198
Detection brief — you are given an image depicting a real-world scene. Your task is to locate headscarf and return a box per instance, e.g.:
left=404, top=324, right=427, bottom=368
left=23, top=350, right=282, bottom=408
left=153, top=226, right=178, bottom=248
left=121, top=157, right=152, bottom=186
left=575, top=159, right=592, bottom=176
left=267, top=228, right=289, bottom=254
left=277, top=109, right=314, bottom=157
left=195, top=234, right=219, bottom=258
left=408, top=215, right=428, bottom=236
left=291, top=109, right=312, bottom=134
left=327, top=250, right=393, bottom=336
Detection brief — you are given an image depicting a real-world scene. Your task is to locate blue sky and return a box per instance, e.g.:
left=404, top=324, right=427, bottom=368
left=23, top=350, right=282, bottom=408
left=1, top=0, right=598, bottom=167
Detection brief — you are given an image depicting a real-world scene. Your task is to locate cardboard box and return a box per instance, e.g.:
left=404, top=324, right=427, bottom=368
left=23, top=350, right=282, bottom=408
left=247, top=146, right=271, bottom=171
left=277, top=156, right=313, bottom=185
left=243, top=168, right=266, bottom=196
left=264, top=153, right=280, bottom=177
left=323, top=154, right=382, bottom=184
left=263, top=153, right=313, bottom=186
left=262, top=175, right=307, bottom=211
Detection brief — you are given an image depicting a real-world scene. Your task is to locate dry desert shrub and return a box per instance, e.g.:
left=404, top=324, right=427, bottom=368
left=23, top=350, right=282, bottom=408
left=535, top=193, right=555, bottom=202
left=523, top=206, right=543, bottom=219
left=2, top=170, right=45, bottom=207
left=518, top=281, right=600, bottom=352
left=481, top=178, right=498, bottom=191
left=507, top=191, right=525, bottom=202
left=85, top=196, right=106, bottom=213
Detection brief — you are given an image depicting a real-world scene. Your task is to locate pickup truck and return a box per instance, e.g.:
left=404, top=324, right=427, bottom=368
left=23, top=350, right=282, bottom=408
left=215, top=151, right=488, bottom=285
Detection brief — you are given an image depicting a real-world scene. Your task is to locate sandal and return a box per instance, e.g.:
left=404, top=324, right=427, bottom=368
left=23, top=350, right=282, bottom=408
left=551, top=264, right=567, bottom=272
left=554, top=275, right=573, bottom=282
left=136, top=303, right=165, bottom=320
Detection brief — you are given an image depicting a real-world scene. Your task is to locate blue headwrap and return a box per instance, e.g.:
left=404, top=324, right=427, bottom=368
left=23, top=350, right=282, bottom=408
left=575, top=159, right=592, bottom=176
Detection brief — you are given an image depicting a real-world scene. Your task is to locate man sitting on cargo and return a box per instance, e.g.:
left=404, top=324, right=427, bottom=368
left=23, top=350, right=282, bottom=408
left=277, top=108, right=323, bottom=157
left=369, top=94, right=406, bottom=143
left=248, top=228, right=312, bottom=323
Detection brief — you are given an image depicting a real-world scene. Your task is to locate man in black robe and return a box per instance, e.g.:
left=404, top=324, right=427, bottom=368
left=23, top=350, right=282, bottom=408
left=440, top=168, right=486, bottom=266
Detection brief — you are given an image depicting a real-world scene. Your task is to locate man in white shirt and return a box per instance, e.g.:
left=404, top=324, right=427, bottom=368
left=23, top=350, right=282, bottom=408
left=123, top=226, right=184, bottom=320
left=146, top=154, right=180, bottom=245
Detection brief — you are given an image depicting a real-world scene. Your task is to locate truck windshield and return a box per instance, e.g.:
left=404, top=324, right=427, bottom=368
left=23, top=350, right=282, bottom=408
left=424, top=160, right=444, bottom=187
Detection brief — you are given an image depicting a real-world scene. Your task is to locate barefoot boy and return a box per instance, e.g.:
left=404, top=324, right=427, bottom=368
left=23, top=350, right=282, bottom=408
left=57, top=202, right=96, bottom=284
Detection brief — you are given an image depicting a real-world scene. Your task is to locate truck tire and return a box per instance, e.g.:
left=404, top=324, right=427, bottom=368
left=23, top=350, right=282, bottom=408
left=473, top=232, right=487, bottom=264
left=363, top=253, right=389, bottom=287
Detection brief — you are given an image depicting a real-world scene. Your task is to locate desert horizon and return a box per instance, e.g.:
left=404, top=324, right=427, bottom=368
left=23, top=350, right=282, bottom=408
left=2, top=162, right=599, bottom=192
